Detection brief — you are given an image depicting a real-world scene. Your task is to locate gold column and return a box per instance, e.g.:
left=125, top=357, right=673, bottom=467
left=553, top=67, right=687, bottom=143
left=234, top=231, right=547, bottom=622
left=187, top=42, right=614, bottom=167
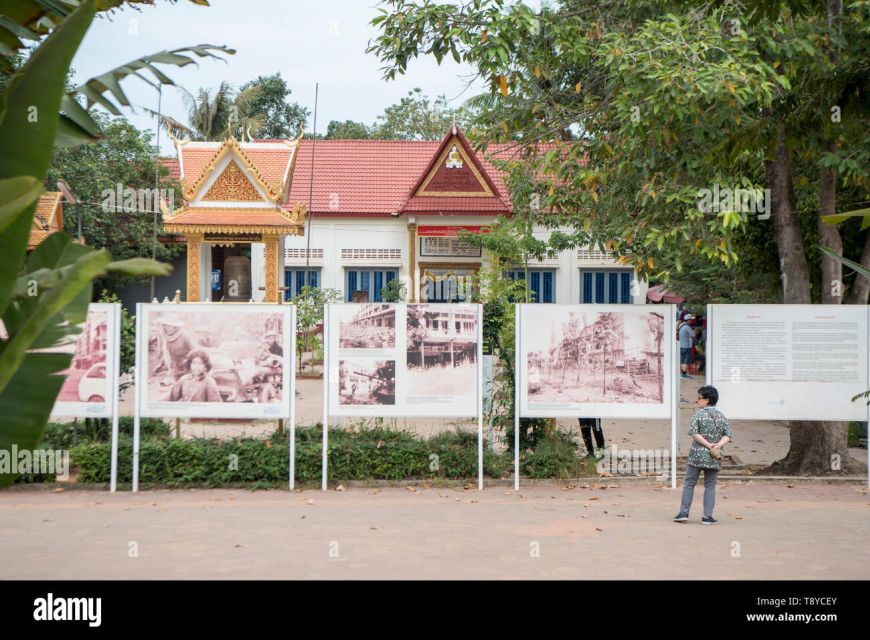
left=407, top=223, right=417, bottom=303
left=264, top=235, right=280, bottom=303
left=186, top=234, right=202, bottom=302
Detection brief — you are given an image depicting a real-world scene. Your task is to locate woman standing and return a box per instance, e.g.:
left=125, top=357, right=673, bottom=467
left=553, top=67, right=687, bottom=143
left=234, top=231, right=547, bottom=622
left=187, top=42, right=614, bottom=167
left=674, top=385, right=731, bottom=524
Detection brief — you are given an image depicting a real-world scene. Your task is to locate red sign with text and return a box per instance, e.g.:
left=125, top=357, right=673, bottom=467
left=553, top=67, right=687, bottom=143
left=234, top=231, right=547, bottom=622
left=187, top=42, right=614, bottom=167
left=417, top=225, right=489, bottom=237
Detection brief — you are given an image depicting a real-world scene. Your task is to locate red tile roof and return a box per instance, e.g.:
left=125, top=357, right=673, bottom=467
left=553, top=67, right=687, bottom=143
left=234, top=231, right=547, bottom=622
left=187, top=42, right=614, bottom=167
left=165, top=129, right=557, bottom=219
left=177, top=141, right=296, bottom=199
left=285, top=134, right=532, bottom=217
left=160, top=157, right=180, bottom=180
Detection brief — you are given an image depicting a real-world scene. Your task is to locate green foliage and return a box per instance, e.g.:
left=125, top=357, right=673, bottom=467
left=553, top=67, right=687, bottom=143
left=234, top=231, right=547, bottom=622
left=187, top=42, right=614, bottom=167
left=521, top=432, right=585, bottom=480
left=369, top=0, right=870, bottom=304
left=371, top=88, right=471, bottom=140
left=324, top=120, right=372, bottom=139
left=0, top=0, right=226, bottom=487
left=49, top=425, right=529, bottom=486
left=324, top=88, right=474, bottom=140
left=470, top=255, right=551, bottom=452
left=163, top=73, right=308, bottom=141
left=18, top=421, right=591, bottom=486
left=38, top=418, right=170, bottom=450
left=380, top=277, right=407, bottom=302
left=97, top=290, right=136, bottom=385
left=292, top=286, right=342, bottom=373
left=46, top=113, right=184, bottom=294
left=239, top=72, right=309, bottom=139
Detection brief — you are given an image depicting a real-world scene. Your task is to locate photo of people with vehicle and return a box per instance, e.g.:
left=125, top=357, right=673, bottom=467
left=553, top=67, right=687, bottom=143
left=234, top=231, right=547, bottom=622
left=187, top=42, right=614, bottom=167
left=140, top=305, right=291, bottom=417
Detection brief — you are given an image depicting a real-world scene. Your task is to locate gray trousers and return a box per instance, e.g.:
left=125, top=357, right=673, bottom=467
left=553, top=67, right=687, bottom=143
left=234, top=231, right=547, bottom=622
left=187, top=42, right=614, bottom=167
left=679, top=464, right=719, bottom=517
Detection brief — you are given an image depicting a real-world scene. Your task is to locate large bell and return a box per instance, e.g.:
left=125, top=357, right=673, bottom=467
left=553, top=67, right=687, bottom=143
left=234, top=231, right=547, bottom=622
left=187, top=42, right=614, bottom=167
left=223, top=255, right=252, bottom=301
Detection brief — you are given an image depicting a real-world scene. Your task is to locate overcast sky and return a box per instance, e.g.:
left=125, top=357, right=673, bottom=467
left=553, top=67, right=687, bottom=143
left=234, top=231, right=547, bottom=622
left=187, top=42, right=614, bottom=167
left=70, top=0, right=490, bottom=154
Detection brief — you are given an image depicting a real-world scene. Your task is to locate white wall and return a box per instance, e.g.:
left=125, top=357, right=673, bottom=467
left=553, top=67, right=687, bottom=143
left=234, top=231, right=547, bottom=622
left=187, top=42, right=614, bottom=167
left=278, top=217, right=646, bottom=304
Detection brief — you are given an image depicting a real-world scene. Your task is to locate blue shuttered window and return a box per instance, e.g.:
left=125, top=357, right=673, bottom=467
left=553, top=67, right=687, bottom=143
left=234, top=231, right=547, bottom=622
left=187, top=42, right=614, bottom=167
left=346, top=270, right=357, bottom=302
left=595, top=272, right=605, bottom=303
left=542, top=271, right=553, bottom=303
left=608, top=272, right=619, bottom=303
left=284, top=269, right=321, bottom=301
left=373, top=271, right=384, bottom=302
left=345, top=269, right=398, bottom=302
left=582, top=272, right=593, bottom=303
left=620, top=272, right=632, bottom=303
left=580, top=269, right=634, bottom=304
left=507, top=269, right=555, bottom=303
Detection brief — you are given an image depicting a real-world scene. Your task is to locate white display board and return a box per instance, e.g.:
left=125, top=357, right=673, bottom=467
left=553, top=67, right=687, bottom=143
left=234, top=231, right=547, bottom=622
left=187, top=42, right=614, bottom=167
left=135, top=303, right=294, bottom=419
left=518, top=304, right=675, bottom=419
left=708, top=304, right=870, bottom=421
left=49, top=303, right=120, bottom=419
left=326, top=303, right=481, bottom=418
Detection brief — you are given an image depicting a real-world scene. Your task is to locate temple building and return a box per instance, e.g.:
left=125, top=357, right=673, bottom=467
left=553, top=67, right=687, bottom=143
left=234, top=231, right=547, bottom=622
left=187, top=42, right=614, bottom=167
left=154, top=127, right=646, bottom=306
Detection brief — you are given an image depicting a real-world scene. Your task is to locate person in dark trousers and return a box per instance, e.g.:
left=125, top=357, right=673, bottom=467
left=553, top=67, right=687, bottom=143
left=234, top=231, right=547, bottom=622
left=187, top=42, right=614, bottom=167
left=678, top=313, right=695, bottom=379
left=674, top=385, right=732, bottom=525
left=578, top=417, right=605, bottom=459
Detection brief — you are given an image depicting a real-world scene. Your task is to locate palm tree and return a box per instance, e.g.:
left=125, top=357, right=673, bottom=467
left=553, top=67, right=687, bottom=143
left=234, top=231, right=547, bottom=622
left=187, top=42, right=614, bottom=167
left=161, top=81, right=265, bottom=141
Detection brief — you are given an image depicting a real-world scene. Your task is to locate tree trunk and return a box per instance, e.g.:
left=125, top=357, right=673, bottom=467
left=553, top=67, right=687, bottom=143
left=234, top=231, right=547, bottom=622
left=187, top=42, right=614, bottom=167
left=765, top=123, right=811, bottom=303
left=762, top=4, right=864, bottom=476
left=846, top=230, right=870, bottom=304
left=767, top=421, right=864, bottom=475
left=819, top=141, right=843, bottom=303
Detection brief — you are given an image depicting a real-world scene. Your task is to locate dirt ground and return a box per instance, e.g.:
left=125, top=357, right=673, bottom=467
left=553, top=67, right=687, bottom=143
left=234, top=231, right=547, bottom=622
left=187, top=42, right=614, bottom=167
left=9, top=373, right=868, bottom=580
left=1, top=483, right=868, bottom=579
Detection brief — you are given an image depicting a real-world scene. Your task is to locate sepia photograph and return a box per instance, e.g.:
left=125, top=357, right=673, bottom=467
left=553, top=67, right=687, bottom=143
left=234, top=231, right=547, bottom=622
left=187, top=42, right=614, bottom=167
left=55, top=310, right=109, bottom=404
left=338, top=303, right=396, bottom=349
left=406, top=304, right=477, bottom=401
left=525, top=308, right=665, bottom=405
left=338, top=359, right=396, bottom=405
left=143, top=306, right=286, bottom=410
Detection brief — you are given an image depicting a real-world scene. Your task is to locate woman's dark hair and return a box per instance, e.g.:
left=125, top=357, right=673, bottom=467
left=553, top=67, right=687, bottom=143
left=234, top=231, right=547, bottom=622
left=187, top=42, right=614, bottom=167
left=698, top=385, right=719, bottom=406
left=186, top=350, right=212, bottom=372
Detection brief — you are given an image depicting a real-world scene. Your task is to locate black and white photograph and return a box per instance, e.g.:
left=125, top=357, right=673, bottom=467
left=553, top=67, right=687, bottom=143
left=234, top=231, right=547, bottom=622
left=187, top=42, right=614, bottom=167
left=140, top=305, right=291, bottom=418
left=525, top=307, right=666, bottom=406
left=406, top=303, right=477, bottom=401
left=338, top=303, right=396, bottom=349
left=338, top=359, right=396, bottom=405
